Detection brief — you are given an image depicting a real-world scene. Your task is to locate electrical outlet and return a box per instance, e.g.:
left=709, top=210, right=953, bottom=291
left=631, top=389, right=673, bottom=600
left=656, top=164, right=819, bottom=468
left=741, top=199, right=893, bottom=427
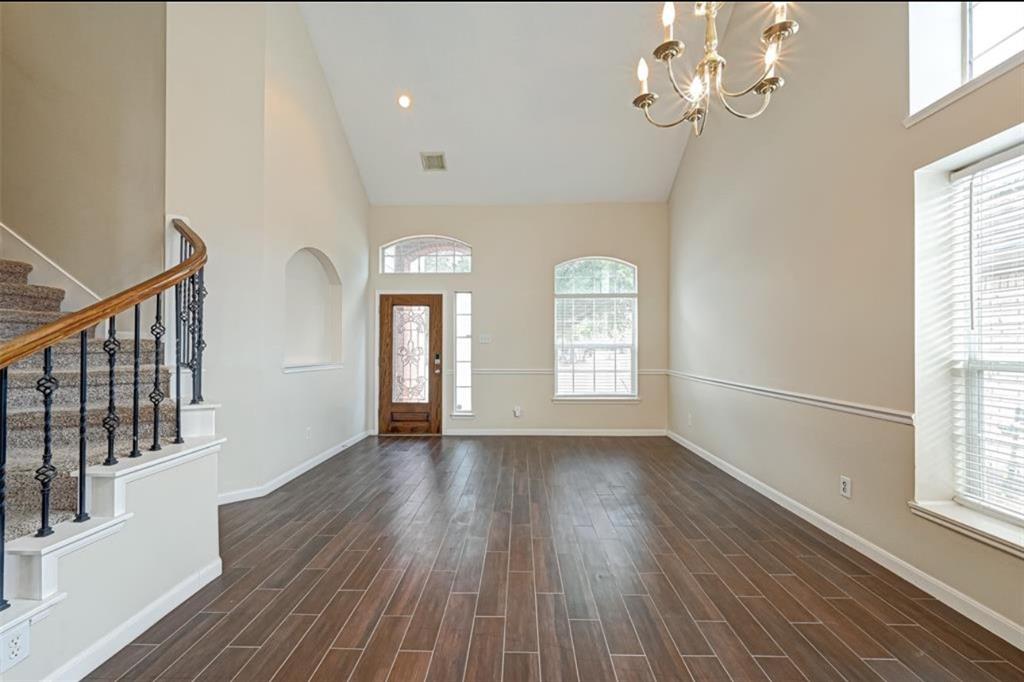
left=305, top=426, right=312, bottom=441
left=687, top=411, right=694, bottom=428
left=839, top=475, right=852, bottom=499
left=1, top=620, right=30, bottom=673
left=513, top=406, right=522, bottom=418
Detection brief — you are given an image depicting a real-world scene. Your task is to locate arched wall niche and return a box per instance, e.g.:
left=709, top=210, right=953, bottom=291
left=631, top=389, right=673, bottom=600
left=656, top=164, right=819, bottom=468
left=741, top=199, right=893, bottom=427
left=284, top=247, right=343, bottom=369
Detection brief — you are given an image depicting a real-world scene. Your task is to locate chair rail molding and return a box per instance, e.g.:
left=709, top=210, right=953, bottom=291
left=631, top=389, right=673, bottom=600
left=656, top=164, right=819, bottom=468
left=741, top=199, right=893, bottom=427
left=667, top=370, right=914, bottom=426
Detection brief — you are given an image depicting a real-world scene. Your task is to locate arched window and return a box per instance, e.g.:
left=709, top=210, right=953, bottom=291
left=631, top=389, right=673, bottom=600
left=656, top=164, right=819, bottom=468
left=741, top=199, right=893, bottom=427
left=284, top=248, right=342, bottom=369
left=554, top=257, right=638, bottom=397
left=380, top=235, right=471, bottom=274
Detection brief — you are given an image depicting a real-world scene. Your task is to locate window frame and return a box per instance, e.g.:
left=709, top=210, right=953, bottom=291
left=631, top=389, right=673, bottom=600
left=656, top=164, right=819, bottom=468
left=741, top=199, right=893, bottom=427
left=905, top=2, right=1024, bottom=127
left=947, top=145, right=1024, bottom=527
left=963, top=1, right=1024, bottom=81
left=379, top=235, right=472, bottom=274
left=553, top=256, right=639, bottom=399
left=911, top=125, right=1024, bottom=557
left=453, top=291, right=473, bottom=415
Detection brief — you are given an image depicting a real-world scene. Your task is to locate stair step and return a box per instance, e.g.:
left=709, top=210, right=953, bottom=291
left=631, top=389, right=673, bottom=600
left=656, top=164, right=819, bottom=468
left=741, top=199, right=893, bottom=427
left=0, top=282, right=65, bottom=313
left=0, top=308, right=66, bottom=340
left=4, top=507, right=76, bottom=543
left=0, top=259, right=33, bottom=285
left=3, top=435, right=180, bottom=539
left=4, top=402, right=178, bottom=451
left=11, top=338, right=160, bottom=372
left=5, top=365, right=171, bottom=409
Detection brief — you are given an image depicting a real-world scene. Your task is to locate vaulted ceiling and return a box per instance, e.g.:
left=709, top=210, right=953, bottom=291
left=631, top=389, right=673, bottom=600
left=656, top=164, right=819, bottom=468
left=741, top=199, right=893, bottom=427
left=301, top=2, right=726, bottom=205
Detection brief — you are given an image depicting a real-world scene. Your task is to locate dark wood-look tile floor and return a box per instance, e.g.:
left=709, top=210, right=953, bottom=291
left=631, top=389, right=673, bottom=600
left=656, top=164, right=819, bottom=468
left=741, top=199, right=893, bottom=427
left=88, top=436, right=1024, bottom=681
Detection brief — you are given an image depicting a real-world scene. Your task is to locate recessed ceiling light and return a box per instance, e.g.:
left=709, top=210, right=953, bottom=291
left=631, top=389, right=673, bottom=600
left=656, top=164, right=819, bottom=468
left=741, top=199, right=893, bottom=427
left=398, top=94, right=412, bottom=109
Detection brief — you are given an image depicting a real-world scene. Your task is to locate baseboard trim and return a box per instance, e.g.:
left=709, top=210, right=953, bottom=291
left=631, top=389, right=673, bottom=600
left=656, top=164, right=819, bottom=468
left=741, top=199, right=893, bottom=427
left=665, top=431, right=1023, bottom=649
left=217, top=431, right=370, bottom=505
left=46, top=557, right=222, bottom=682
left=444, top=428, right=667, bottom=437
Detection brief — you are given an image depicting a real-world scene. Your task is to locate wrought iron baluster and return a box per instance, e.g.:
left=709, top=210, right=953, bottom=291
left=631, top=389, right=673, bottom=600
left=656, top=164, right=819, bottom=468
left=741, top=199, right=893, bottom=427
left=184, top=242, right=194, bottom=372
left=194, top=268, right=206, bottom=404
left=35, top=347, right=58, bottom=537
left=174, top=278, right=184, bottom=445
left=103, top=317, right=121, bottom=466
left=130, top=305, right=141, bottom=457
left=188, top=270, right=200, bottom=404
left=0, top=367, right=9, bottom=611
left=76, top=331, right=89, bottom=522
left=150, top=292, right=165, bottom=450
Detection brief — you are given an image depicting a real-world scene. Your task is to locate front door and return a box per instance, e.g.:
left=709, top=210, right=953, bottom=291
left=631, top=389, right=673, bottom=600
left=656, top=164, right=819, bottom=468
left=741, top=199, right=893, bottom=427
left=378, top=294, right=443, bottom=434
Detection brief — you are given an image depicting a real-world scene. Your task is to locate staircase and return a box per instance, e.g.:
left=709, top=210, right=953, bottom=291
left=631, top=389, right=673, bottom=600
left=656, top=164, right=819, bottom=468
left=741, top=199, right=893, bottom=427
left=0, top=218, right=225, bottom=681
left=0, top=257, right=178, bottom=540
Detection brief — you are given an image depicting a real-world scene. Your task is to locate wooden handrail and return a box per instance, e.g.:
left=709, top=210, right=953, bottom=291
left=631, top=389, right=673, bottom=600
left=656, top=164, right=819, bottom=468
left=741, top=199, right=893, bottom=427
left=0, top=218, right=206, bottom=370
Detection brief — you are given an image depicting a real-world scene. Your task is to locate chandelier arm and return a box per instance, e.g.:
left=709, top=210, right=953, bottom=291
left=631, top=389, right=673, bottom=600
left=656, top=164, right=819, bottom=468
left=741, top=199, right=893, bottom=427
left=715, top=70, right=771, bottom=119
left=665, top=60, right=703, bottom=104
left=642, top=106, right=690, bottom=129
left=717, top=88, right=772, bottom=119
left=692, top=107, right=707, bottom=136
left=717, top=61, right=775, bottom=98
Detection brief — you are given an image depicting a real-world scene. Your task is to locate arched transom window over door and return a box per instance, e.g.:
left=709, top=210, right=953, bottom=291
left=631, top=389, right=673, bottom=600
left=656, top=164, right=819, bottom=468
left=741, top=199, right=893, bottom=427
left=380, top=235, right=471, bottom=273
left=554, top=257, right=638, bottom=397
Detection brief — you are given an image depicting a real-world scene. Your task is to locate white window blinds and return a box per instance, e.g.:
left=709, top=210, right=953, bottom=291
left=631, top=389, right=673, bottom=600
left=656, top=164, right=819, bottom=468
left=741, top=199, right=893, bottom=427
left=949, top=147, right=1024, bottom=523
left=554, top=258, right=638, bottom=397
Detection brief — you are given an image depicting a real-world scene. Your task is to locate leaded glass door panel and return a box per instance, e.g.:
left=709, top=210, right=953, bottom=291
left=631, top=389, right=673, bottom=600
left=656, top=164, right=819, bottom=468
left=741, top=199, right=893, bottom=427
left=379, top=294, right=443, bottom=434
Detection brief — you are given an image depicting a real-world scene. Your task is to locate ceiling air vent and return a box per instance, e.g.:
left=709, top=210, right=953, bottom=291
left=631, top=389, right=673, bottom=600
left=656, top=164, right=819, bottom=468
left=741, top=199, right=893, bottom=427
left=420, top=152, right=447, bottom=172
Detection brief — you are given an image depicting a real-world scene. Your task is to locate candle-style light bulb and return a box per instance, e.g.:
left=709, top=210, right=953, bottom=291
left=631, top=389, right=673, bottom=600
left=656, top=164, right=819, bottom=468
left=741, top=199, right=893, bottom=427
left=662, top=2, right=676, bottom=41
left=764, top=42, right=779, bottom=78
left=688, top=75, right=704, bottom=100
left=637, top=58, right=650, bottom=95
left=773, top=2, right=788, bottom=22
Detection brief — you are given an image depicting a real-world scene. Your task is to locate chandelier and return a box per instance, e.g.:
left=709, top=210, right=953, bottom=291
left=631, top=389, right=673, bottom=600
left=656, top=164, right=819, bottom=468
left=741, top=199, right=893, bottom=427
left=632, top=2, right=799, bottom=136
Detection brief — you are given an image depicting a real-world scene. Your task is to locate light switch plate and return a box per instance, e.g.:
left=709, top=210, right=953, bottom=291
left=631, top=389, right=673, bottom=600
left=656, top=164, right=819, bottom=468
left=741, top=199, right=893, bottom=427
left=479, top=334, right=492, bottom=344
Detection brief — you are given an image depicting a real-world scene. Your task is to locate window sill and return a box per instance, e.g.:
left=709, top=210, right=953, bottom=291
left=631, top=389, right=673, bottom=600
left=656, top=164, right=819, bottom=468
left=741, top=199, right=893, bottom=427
left=282, top=363, right=344, bottom=374
left=908, top=500, right=1024, bottom=560
left=904, top=52, right=1024, bottom=128
left=450, top=412, right=475, bottom=418
left=551, top=396, right=642, bottom=404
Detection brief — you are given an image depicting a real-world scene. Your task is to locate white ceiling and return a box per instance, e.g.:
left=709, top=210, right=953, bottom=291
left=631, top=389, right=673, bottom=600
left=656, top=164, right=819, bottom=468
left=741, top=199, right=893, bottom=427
left=300, top=2, right=715, bottom=205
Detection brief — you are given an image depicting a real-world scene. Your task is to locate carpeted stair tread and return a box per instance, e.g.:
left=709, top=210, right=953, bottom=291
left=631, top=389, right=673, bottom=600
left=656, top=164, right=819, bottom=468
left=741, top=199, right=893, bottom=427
left=4, top=402, right=178, bottom=452
left=4, top=434, right=181, bottom=540
left=11, top=338, right=158, bottom=371
left=5, top=365, right=171, bottom=408
left=0, top=282, right=65, bottom=312
left=5, top=508, right=76, bottom=542
left=0, top=259, right=33, bottom=285
left=0, top=308, right=67, bottom=340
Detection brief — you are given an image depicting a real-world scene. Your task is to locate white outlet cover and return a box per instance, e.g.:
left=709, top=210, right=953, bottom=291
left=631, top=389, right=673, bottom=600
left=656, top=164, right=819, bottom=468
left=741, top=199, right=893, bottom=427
left=479, top=334, right=492, bottom=344
left=839, top=475, right=852, bottom=499
left=1, top=620, right=30, bottom=673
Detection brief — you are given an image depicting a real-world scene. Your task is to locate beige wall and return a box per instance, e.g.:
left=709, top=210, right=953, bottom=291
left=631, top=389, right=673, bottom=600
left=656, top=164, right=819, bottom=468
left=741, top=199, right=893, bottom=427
left=667, top=2, right=1024, bottom=633
left=166, top=2, right=369, bottom=496
left=370, top=203, right=668, bottom=433
left=1, top=2, right=165, bottom=295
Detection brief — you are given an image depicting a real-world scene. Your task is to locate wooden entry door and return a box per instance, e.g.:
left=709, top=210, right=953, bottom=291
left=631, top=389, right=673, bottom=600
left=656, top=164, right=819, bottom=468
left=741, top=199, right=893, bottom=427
left=379, top=294, right=443, bottom=434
